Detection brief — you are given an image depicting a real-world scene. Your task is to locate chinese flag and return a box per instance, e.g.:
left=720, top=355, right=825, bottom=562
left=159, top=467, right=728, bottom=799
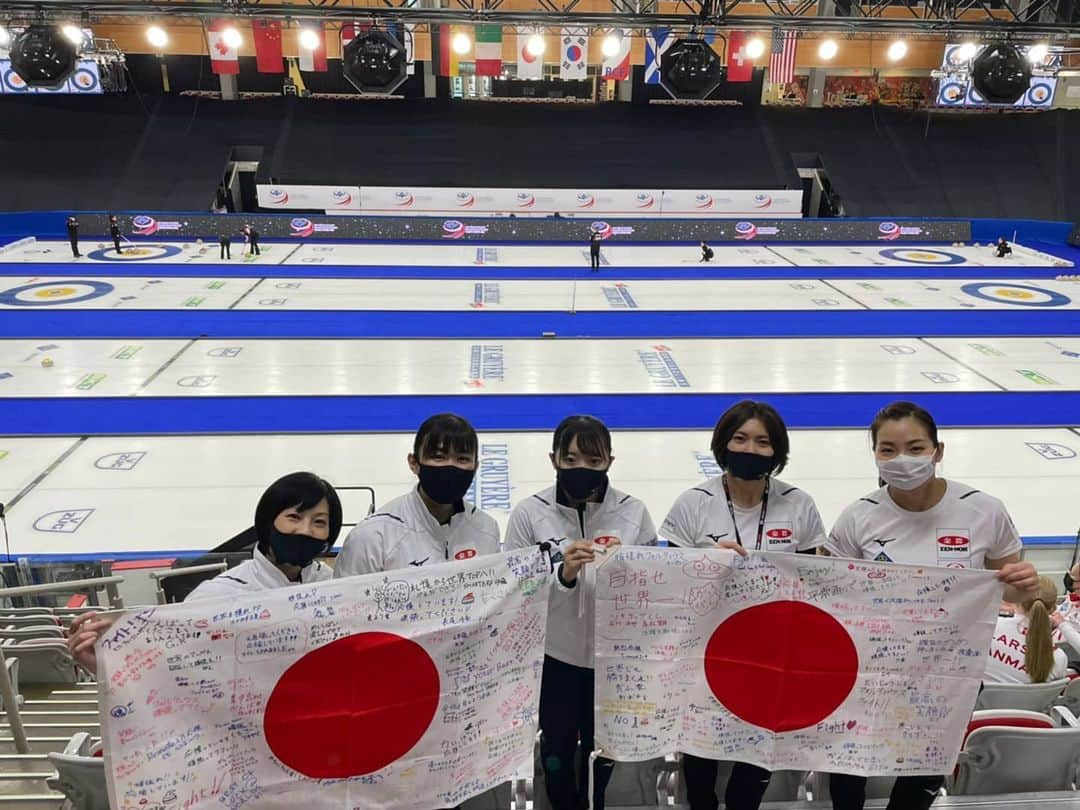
left=252, top=19, right=284, bottom=73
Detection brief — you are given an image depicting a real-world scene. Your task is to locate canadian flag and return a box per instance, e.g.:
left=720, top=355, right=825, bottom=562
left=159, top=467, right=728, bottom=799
left=595, top=549, right=1001, bottom=775
left=98, top=549, right=551, bottom=809
left=206, top=19, right=240, bottom=75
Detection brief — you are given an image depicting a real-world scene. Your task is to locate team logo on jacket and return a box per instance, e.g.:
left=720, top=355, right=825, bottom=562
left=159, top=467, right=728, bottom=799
left=936, top=530, right=971, bottom=566
left=454, top=548, right=478, bottom=560
left=592, top=534, right=619, bottom=548
left=765, top=524, right=794, bottom=547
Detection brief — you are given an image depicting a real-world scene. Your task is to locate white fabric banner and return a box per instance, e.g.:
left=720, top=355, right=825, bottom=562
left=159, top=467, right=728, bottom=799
left=256, top=185, right=804, bottom=218
left=595, top=549, right=1001, bottom=775
left=257, top=184, right=362, bottom=210
left=98, top=549, right=551, bottom=809
left=660, top=189, right=803, bottom=217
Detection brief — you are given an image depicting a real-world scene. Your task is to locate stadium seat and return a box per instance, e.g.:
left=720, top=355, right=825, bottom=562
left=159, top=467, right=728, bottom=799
left=952, top=712, right=1080, bottom=794
left=1, top=625, right=65, bottom=642
left=1, top=640, right=83, bottom=684
left=976, top=678, right=1069, bottom=712
left=46, top=732, right=107, bottom=810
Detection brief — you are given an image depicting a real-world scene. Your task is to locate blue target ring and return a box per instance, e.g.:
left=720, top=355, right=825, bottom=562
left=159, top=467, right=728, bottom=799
left=961, top=282, right=1071, bottom=307
left=86, top=244, right=184, bottom=262
left=879, top=248, right=967, bottom=265
left=0, top=280, right=115, bottom=307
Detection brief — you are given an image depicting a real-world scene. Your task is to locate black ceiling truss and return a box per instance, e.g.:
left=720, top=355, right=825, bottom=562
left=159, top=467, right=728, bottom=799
left=2, top=0, right=1080, bottom=34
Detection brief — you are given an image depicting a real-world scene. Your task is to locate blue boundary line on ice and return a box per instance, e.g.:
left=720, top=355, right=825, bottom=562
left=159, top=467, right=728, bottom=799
left=3, top=391, right=1079, bottom=434
left=0, top=262, right=1073, bottom=280
left=2, top=309, right=1078, bottom=338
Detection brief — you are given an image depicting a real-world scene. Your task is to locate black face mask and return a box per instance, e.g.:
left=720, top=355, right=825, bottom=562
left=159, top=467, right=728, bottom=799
left=267, top=527, right=328, bottom=568
left=557, top=466, right=609, bottom=502
left=418, top=464, right=475, bottom=505
left=724, top=450, right=775, bottom=481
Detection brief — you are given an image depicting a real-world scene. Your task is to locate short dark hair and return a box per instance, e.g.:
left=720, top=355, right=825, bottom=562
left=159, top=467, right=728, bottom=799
left=413, top=413, right=478, bottom=461
left=552, top=415, right=612, bottom=462
left=254, top=471, right=343, bottom=553
left=710, top=400, right=790, bottom=475
left=869, top=401, right=939, bottom=449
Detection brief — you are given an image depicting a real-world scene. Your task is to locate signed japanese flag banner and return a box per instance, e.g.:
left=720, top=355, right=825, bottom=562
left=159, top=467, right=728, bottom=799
left=98, top=549, right=551, bottom=810
left=595, top=548, right=1002, bottom=776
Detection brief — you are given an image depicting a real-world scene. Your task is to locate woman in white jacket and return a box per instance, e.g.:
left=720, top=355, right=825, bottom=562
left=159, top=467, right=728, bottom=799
left=504, top=415, right=656, bottom=810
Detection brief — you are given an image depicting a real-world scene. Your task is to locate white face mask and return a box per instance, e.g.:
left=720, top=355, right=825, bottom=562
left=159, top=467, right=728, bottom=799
left=876, top=453, right=936, bottom=491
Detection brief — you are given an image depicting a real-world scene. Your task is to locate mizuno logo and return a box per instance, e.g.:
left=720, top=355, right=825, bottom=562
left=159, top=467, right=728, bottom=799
left=705, top=533, right=729, bottom=542
left=409, top=558, right=429, bottom=567
left=871, top=537, right=897, bottom=548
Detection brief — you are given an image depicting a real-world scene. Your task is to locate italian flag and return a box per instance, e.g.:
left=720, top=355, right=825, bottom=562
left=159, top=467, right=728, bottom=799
left=475, top=24, right=503, bottom=76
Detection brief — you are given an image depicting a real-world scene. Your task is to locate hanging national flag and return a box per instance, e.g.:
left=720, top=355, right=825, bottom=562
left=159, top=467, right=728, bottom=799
left=645, top=28, right=674, bottom=85
left=516, top=27, right=544, bottom=80
left=99, top=549, right=552, bottom=809
left=340, top=19, right=372, bottom=50
left=769, top=30, right=797, bottom=85
left=438, top=24, right=462, bottom=77
left=595, top=549, right=1001, bottom=774
left=601, top=28, right=632, bottom=81
left=560, top=27, right=588, bottom=80
left=206, top=19, right=240, bottom=76
left=474, top=24, right=503, bottom=76
left=252, top=19, right=283, bottom=73
left=298, top=22, right=327, bottom=73
left=727, top=30, right=753, bottom=83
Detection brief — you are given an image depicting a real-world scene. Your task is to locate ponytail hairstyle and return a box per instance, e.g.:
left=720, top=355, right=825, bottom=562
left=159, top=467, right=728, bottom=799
left=1022, top=576, right=1058, bottom=684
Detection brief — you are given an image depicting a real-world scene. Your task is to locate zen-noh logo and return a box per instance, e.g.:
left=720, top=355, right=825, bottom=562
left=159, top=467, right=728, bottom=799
left=34, top=509, right=94, bottom=533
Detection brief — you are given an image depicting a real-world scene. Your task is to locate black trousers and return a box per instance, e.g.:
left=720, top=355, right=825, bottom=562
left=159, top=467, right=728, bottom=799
left=539, top=655, right=615, bottom=810
left=829, top=773, right=944, bottom=810
left=589, top=248, right=600, bottom=269
left=112, top=235, right=122, bottom=253
left=683, top=756, right=773, bottom=810
left=249, top=239, right=260, bottom=256
left=68, top=236, right=80, bottom=257
left=220, top=240, right=230, bottom=259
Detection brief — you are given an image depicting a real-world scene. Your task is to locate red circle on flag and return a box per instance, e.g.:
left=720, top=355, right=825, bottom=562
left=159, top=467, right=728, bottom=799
left=264, top=631, right=440, bottom=778
left=522, top=46, right=537, bottom=64
left=704, top=600, right=857, bottom=732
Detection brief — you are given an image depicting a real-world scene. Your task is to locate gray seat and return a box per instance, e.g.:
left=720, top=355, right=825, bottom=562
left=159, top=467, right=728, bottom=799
left=952, top=722, right=1080, bottom=794
left=2, top=640, right=81, bottom=684
left=976, top=678, right=1069, bottom=712
left=47, top=732, right=107, bottom=810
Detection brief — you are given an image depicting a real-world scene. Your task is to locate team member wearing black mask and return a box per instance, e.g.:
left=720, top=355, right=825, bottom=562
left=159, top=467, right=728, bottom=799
left=659, top=400, right=827, bottom=810
left=334, top=413, right=499, bottom=577
left=67, top=471, right=341, bottom=674
left=505, top=415, right=656, bottom=810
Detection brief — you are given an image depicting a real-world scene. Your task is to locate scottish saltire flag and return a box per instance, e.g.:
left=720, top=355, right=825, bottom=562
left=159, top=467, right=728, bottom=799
left=645, top=28, right=674, bottom=85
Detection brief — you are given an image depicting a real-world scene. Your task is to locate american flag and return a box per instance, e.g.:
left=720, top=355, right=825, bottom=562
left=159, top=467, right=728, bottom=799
left=769, top=31, right=797, bottom=85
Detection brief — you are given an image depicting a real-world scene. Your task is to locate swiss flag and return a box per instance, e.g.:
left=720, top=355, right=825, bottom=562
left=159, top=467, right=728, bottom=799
left=97, top=549, right=551, bottom=809
left=298, top=23, right=328, bottom=72
left=595, top=549, right=1001, bottom=775
left=206, top=19, right=239, bottom=75
left=726, top=30, right=753, bottom=82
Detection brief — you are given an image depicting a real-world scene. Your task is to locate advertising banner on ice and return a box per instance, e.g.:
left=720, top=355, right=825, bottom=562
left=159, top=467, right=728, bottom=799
left=595, top=548, right=1002, bottom=776
left=98, top=549, right=551, bottom=809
